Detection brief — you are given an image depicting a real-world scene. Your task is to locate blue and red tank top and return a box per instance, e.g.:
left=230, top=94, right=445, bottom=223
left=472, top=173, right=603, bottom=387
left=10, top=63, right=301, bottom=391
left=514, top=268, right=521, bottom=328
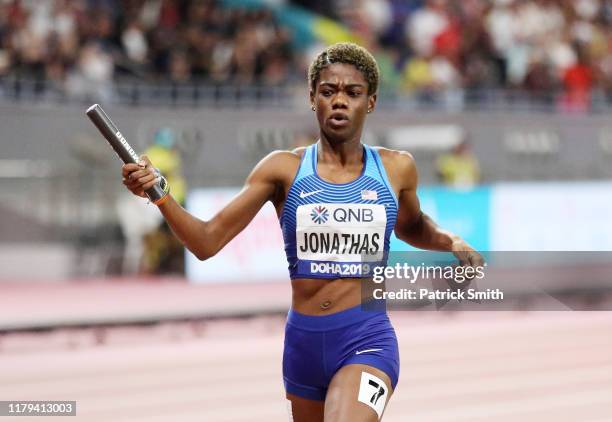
left=280, top=142, right=398, bottom=279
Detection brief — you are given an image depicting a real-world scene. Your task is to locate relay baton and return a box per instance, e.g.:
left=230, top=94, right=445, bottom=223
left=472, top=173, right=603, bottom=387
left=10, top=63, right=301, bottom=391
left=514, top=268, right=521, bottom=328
left=85, top=104, right=167, bottom=204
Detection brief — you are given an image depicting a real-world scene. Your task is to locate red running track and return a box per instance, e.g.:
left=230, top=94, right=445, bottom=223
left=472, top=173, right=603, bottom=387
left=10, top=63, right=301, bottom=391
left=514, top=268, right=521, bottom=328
left=1, top=311, right=611, bottom=421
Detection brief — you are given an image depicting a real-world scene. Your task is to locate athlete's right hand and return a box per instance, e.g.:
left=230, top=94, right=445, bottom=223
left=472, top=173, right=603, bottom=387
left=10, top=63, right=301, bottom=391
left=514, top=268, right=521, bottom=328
left=122, top=155, right=158, bottom=198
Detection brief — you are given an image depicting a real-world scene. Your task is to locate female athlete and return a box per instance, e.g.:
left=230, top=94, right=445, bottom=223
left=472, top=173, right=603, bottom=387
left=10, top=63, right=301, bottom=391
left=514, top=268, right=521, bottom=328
left=122, top=43, right=483, bottom=421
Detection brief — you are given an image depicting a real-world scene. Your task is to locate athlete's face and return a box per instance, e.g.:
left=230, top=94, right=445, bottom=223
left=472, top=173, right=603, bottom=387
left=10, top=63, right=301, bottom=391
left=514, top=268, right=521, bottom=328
left=310, top=63, right=376, bottom=143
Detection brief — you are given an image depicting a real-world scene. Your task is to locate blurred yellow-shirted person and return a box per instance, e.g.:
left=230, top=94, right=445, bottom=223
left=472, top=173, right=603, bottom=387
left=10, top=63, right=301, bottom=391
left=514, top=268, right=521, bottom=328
left=141, top=128, right=186, bottom=275
left=144, top=128, right=186, bottom=205
left=436, top=140, right=481, bottom=188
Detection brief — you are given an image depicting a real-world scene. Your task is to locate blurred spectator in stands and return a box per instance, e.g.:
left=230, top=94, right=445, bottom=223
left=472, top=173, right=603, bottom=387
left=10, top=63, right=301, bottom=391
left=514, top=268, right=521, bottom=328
left=560, top=42, right=595, bottom=112
left=372, top=45, right=404, bottom=95
left=231, top=24, right=259, bottom=84
left=66, top=42, right=114, bottom=101
left=168, top=49, right=192, bottom=83
left=333, top=0, right=393, bottom=46
left=434, top=8, right=461, bottom=64
left=547, top=29, right=577, bottom=82
left=261, top=27, right=293, bottom=85
left=406, top=0, right=449, bottom=57
left=359, top=0, right=393, bottom=41
left=121, top=19, right=148, bottom=66
left=0, top=50, right=9, bottom=77
left=460, top=0, right=500, bottom=90
left=158, top=0, right=181, bottom=30
left=261, top=51, right=290, bottom=86
left=401, top=51, right=461, bottom=94
left=486, top=0, right=516, bottom=85
left=436, top=140, right=481, bottom=188
left=401, top=52, right=434, bottom=93
left=599, top=31, right=612, bottom=100
left=524, top=51, right=555, bottom=104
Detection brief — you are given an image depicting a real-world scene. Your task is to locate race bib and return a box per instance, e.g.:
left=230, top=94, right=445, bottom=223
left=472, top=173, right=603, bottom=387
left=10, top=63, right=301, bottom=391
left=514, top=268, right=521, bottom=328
left=296, top=204, right=387, bottom=262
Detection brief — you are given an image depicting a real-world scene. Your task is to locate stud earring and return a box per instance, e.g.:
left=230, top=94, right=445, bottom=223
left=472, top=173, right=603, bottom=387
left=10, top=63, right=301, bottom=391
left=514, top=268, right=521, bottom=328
left=311, top=106, right=316, bottom=111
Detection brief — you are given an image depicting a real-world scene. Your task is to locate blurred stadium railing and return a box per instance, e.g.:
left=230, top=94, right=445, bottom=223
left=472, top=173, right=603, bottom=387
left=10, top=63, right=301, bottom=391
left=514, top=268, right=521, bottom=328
left=2, top=75, right=612, bottom=113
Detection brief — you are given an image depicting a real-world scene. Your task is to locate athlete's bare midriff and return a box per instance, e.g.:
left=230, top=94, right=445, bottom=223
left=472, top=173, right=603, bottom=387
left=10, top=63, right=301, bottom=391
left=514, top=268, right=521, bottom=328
left=290, top=278, right=363, bottom=315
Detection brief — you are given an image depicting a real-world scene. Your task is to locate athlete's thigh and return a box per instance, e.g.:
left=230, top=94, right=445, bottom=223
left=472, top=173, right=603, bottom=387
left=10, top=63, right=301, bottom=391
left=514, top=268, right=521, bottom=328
left=286, top=393, right=324, bottom=422
left=324, top=364, right=393, bottom=422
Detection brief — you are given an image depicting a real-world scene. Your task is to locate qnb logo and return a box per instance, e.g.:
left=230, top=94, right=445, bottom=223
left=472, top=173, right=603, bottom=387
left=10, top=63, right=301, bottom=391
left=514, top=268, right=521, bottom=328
left=333, top=208, right=374, bottom=223
left=310, top=206, right=329, bottom=224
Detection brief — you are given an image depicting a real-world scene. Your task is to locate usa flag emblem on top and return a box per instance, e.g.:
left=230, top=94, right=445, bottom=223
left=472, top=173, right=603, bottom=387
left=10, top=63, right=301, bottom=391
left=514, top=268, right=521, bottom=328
left=361, top=190, right=378, bottom=201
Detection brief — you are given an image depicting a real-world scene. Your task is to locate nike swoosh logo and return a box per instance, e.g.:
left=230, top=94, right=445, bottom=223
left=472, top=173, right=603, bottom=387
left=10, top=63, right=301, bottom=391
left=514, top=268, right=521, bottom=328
left=355, top=348, right=383, bottom=355
left=299, top=189, right=324, bottom=199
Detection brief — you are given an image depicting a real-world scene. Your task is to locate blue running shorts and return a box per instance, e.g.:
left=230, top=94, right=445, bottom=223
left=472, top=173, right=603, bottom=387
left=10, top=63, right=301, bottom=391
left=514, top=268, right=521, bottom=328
left=283, top=304, right=400, bottom=401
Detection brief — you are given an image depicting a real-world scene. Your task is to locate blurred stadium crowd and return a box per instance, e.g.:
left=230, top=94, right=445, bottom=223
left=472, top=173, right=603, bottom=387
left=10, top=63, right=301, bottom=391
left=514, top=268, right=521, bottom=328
left=0, top=0, right=296, bottom=100
left=1, top=0, right=611, bottom=109
left=334, top=0, right=612, bottom=110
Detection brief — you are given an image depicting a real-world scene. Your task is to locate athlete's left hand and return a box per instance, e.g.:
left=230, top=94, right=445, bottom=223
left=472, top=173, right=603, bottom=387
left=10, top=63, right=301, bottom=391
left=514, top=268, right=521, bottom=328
left=451, top=238, right=485, bottom=270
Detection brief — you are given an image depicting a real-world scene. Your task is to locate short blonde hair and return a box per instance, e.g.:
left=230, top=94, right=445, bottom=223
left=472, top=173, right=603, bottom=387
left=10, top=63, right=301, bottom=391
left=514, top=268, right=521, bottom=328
left=308, top=43, right=379, bottom=95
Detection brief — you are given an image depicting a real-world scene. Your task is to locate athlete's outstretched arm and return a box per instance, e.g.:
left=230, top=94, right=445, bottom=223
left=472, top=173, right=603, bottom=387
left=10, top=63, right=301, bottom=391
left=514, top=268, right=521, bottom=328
left=122, top=151, right=288, bottom=261
left=385, top=150, right=483, bottom=266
